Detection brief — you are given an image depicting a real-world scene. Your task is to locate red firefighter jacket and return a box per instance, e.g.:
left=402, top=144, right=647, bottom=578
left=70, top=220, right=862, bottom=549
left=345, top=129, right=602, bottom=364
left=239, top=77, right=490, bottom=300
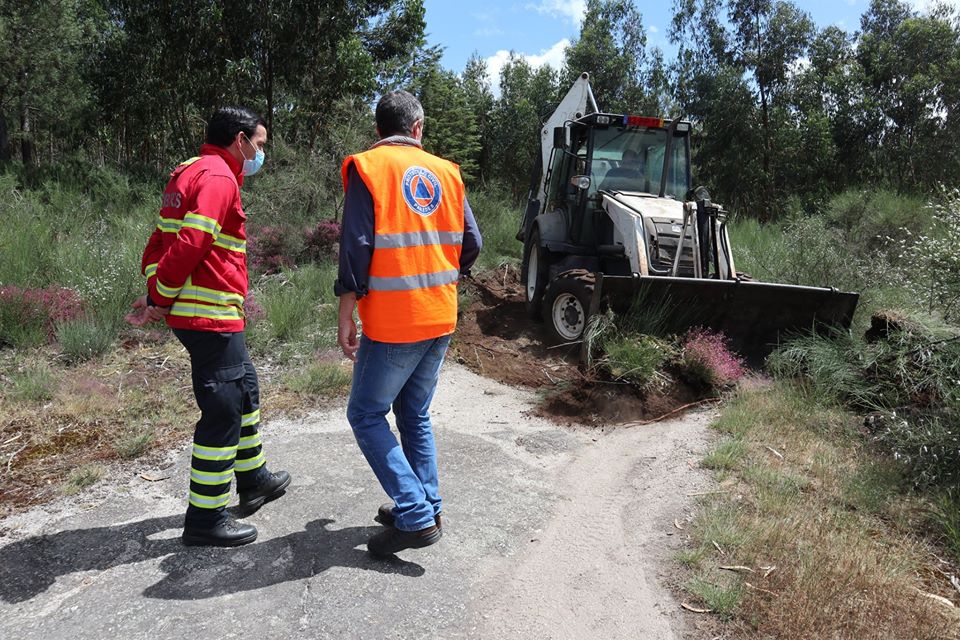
left=140, top=144, right=248, bottom=332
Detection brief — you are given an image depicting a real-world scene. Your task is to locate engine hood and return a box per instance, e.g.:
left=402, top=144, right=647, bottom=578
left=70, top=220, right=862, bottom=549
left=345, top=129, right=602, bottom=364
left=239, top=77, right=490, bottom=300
left=605, top=192, right=685, bottom=221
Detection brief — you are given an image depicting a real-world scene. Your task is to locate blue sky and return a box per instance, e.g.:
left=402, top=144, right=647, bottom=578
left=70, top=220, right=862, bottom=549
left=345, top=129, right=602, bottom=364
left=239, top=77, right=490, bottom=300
left=421, top=0, right=953, bottom=86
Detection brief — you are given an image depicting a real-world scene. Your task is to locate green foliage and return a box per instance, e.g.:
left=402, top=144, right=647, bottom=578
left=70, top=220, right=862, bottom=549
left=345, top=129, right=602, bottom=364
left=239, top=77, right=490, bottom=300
left=702, top=438, right=749, bottom=470
left=415, top=64, right=482, bottom=181
left=931, top=490, right=960, bottom=561
left=601, top=333, right=672, bottom=389
left=8, top=361, right=57, bottom=403
left=286, top=362, right=352, bottom=396
left=686, top=574, right=744, bottom=617
left=562, top=0, right=651, bottom=113
left=63, top=464, right=105, bottom=494
left=0, top=0, right=100, bottom=164
left=768, top=311, right=960, bottom=487
left=824, top=189, right=928, bottom=247
left=251, top=262, right=338, bottom=348
left=890, top=188, right=960, bottom=321
left=842, top=460, right=906, bottom=515
left=56, top=317, right=114, bottom=363
left=0, top=299, right=47, bottom=348
left=467, top=186, right=523, bottom=269
left=487, top=56, right=559, bottom=198
left=113, top=427, right=155, bottom=459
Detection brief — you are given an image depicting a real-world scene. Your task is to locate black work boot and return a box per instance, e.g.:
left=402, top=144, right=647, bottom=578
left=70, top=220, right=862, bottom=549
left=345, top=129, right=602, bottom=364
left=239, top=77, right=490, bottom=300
left=238, top=470, right=291, bottom=516
left=182, top=517, right=258, bottom=547
left=367, top=523, right=442, bottom=557
left=375, top=503, right=442, bottom=530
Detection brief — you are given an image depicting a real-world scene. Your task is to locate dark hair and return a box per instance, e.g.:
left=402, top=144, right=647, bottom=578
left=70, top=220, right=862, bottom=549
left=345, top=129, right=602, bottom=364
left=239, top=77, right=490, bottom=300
left=205, top=106, right=267, bottom=147
left=375, top=91, right=424, bottom=137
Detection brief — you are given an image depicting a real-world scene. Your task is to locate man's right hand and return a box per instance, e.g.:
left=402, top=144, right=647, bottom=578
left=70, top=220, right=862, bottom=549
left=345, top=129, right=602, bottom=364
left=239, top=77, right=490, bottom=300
left=125, top=295, right=170, bottom=327
left=337, top=293, right=360, bottom=361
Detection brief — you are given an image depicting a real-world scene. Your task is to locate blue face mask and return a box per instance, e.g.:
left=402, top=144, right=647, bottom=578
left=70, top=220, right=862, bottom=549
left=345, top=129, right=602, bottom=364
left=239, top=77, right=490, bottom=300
left=240, top=135, right=265, bottom=176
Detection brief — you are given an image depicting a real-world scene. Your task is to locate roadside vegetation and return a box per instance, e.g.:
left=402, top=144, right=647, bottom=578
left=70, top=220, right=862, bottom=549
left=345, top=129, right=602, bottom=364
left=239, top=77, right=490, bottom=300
left=671, top=188, right=960, bottom=635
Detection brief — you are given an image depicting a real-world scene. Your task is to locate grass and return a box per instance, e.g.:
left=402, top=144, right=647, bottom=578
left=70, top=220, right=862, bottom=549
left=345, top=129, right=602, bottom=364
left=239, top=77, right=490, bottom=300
left=687, top=573, right=744, bottom=618
left=467, top=185, right=523, bottom=270
left=62, top=464, right=106, bottom=495
left=113, top=427, right=156, bottom=459
left=285, top=362, right=352, bottom=396
left=8, top=361, right=58, bottom=403
left=56, top=317, right=115, bottom=363
left=702, top=438, right=748, bottom=471
left=601, top=333, right=671, bottom=389
left=250, top=262, right=339, bottom=351
left=676, top=382, right=960, bottom=638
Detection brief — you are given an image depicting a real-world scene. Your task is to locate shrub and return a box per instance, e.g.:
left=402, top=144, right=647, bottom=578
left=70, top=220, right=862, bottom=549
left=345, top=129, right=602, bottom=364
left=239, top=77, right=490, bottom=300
left=0, top=285, right=84, bottom=348
left=602, top=333, right=673, bottom=389
left=303, top=219, right=341, bottom=262
left=770, top=310, right=960, bottom=487
left=248, top=225, right=302, bottom=274
left=824, top=189, right=929, bottom=249
left=890, top=187, right=960, bottom=321
left=676, top=328, right=745, bottom=391
left=56, top=316, right=114, bottom=363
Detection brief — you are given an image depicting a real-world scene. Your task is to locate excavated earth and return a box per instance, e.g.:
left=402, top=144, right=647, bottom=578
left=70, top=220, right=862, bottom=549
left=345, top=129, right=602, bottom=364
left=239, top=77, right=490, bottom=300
left=451, top=266, right=705, bottom=425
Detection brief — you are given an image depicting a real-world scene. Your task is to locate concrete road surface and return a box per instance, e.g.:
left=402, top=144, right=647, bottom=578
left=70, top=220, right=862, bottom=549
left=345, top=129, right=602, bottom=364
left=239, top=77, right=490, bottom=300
left=0, top=363, right=713, bottom=640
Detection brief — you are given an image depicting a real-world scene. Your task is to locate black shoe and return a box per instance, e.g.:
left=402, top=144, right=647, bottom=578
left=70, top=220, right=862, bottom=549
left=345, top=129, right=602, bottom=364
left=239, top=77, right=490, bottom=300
left=182, top=518, right=258, bottom=547
left=375, top=503, right=442, bottom=530
left=239, top=470, right=291, bottom=516
left=367, top=524, right=442, bottom=557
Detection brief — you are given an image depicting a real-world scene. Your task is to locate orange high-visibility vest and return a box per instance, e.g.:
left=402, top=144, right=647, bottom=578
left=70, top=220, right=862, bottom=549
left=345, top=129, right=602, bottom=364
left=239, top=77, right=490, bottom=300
left=342, top=144, right=466, bottom=343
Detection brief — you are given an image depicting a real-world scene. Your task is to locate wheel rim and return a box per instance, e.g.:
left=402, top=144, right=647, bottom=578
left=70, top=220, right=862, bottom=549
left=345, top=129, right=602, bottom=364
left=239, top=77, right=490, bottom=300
left=551, top=292, right=585, bottom=341
left=526, top=243, right=539, bottom=301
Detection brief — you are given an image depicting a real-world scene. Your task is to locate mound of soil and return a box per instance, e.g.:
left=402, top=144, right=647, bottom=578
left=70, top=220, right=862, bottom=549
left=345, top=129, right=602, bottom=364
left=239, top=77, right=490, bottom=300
left=452, top=266, right=707, bottom=426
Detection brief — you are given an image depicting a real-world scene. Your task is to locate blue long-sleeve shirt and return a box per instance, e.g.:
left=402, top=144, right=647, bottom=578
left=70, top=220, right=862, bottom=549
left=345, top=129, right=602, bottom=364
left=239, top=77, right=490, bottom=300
left=334, top=163, right=482, bottom=298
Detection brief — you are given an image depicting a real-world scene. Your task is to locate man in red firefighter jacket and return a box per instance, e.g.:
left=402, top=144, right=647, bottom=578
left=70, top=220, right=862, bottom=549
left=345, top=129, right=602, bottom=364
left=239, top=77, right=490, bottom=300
left=127, top=106, right=290, bottom=547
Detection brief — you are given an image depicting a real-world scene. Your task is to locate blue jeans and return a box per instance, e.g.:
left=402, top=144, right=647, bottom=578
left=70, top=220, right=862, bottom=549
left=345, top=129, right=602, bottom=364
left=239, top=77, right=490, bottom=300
left=347, top=334, right=451, bottom=532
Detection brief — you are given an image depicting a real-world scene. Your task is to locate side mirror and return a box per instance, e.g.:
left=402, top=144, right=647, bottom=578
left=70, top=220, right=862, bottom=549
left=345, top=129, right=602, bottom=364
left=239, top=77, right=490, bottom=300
left=553, top=127, right=566, bottom=148
left=570, top=175, right=591, bottom=190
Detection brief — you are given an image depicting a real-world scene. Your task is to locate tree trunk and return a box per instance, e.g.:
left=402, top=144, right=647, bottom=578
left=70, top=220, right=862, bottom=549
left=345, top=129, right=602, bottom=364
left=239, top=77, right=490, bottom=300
left=20, top=104, right=34, bottom=166
left=0, top=112, right=9, bottom=162
left=266, top=47, right=274, bottom=134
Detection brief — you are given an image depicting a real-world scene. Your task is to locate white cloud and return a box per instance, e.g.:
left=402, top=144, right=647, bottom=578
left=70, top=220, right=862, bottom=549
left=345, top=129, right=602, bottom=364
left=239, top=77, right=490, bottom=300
left=484, top=38, right=570, bottom=95
left=648, top=25, right=659, bottom=34
left=527, top=0, right=586, bottom=27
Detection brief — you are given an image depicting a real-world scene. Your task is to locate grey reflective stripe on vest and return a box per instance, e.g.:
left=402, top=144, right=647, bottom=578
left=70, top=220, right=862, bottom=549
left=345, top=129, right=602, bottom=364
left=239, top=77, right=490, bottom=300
left=368, top=269, right=460, bottom=292
left=374, top=230, right=464, bottom=249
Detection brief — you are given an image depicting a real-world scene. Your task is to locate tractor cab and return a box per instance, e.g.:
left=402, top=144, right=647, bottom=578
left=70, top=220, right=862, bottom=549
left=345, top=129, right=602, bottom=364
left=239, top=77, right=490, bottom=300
left=539, top=113, right=693, bottom=255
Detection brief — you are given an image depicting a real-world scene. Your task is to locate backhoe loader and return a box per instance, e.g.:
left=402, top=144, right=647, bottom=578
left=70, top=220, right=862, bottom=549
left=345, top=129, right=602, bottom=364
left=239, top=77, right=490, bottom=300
left=518, top=73, right=859, bottom=360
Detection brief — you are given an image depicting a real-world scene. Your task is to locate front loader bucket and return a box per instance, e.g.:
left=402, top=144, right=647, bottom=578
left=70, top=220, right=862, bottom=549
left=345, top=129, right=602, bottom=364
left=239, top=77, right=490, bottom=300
left=588, top=274, right=860, bottom=364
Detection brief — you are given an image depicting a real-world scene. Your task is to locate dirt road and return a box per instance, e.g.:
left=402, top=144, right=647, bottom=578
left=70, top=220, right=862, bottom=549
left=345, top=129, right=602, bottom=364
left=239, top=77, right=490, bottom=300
left=0, top=362, right=713, bottom=639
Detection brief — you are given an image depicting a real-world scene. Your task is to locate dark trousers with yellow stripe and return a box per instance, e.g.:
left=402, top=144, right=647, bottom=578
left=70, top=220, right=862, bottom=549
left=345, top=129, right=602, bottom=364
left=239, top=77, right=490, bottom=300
left=174, top=329, right=269, bottom=528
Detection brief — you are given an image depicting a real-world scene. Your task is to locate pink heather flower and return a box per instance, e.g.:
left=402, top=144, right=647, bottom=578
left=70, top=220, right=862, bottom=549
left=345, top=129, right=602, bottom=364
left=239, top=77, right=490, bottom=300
left=0, top=285, right=84, bottom=339
left=680, top=328, right=746, bottom=389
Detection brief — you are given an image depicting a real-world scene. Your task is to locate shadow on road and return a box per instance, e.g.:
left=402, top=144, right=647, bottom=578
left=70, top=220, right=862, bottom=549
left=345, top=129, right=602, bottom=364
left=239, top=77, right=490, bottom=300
left=0, top=515, right=423, bottom=604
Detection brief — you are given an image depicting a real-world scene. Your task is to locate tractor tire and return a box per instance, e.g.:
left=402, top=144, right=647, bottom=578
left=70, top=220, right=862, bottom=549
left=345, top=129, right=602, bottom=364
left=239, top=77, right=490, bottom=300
left=542, top=269, right=596, bottom=345
left=523, top=227, right=550, bottom=320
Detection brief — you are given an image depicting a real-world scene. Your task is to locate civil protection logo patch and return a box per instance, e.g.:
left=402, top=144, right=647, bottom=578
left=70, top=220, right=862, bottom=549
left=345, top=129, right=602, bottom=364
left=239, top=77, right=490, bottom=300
left=401, top=166, right=443, bottom=216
